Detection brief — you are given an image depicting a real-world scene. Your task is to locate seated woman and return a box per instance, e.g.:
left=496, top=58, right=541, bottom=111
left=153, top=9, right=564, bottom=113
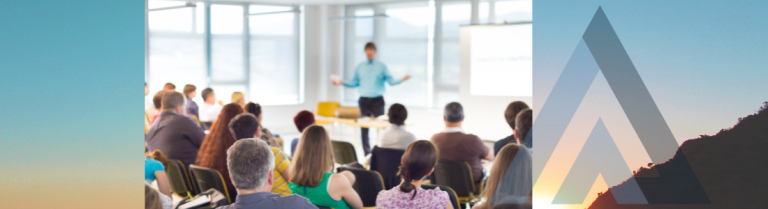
left=376, top=140, right=453, bottom=209
left=195, top=103, right=243, bottom=198
left=289, top=125, right=363, bottom=209
left=290, top=110, right=315, bottom=156
left=473, top=143, right=532, bottom=209
left=244, top=102, right=282, bottom=148
left=378, top=103, right=416, bottom=150
left=145, top=150, right=171, bottom=198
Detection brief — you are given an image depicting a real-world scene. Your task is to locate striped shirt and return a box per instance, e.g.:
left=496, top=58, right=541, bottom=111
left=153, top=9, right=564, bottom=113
left=271, top=147, right=292, bottom=197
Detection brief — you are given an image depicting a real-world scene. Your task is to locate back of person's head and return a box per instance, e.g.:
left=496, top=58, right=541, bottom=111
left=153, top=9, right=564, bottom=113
left=163, top=83, right=176, bottom=90
left=388, top=103, right=408, bottom=126
left=399, top=140, right=439, bottom=200
left=227, top=139, right=275, bottom=191
left=229, top=113, right=259, bottom=140
left=293, top=110, right=316, bottom=132
left=145, top=184, right=163, bottom=209
left=161, top=91, right=185, bottom=112
left=183, top=84, right=196, bottom=97
left=289, top=125, right=334, bottom=187
left=364, top=42, right=377, bottom=51
left=152, top=90, right=167, bottom=110
left=505, top=101, right=529, bottom=130
left=481, top=144, right=522, bottom=209
left=201, top=88, right=214, bottom=101
left=232, top=92, right=245, bottom=104
left=207, top=103, right=244, bottom=140
left=515, top=109, right=533, bottom=142
left=444, top=102, right=464, bottom=123
left=244, top=102, right=261, bottom=117
left=146, top=150, right=169, bottom=167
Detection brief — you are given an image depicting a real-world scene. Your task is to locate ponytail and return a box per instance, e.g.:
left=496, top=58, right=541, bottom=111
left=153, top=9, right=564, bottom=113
left=398, top=164, right=418, bottom=200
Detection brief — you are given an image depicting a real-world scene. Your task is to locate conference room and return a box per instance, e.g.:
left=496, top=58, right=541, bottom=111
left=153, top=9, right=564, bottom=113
left=143, top=0, right=532, bottom=208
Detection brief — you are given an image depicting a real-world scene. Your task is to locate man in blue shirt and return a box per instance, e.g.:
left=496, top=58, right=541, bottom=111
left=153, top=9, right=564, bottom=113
left=333, top=42, right=409, bottom=155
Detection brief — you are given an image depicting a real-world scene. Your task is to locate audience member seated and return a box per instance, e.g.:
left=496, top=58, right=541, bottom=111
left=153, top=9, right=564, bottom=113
left=430, top=102, right=493, bottom=188
left=184, top=84, right=199, bottom=119
left=146, top=183, right=173, bottom=209
left=146, top=91, right=205, bottom=167
left=200, top=87, right=225, bottom=124
left=494, top=101, right=529, bottom=156
left=244, top=102, right=281, bottom=149
left=290, top=110, right=315, bottom=155
left=473, top=143, right=532, bottom=209
left=289, top=125, right=363, bottom=209
left=163, top=82, right=175, bottom=91
left=514, top=109, right=532, bottom=152
left=216, top=139, right=316, bottom=209
left=376, top=140, right=453, bottom=209
left=230, top=113, right=293, bottom=197
left=195, top=103, right=244, bottom=198
left=378, top=103, right=416, bottom=150
left=232, top=91, right=246, bottom=109
left=145, top=150, right=171, bottom=197
left=149, top=90, right=167, bottom=124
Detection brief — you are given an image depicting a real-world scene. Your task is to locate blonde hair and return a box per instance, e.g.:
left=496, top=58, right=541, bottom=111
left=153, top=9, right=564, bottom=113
left=231, top=92, right=245, bottom=104
left=289, top=125, right=335, bottom=187
left=145, top=184, right=163, bottom=209
left=477, top=143, right=521, bottom=209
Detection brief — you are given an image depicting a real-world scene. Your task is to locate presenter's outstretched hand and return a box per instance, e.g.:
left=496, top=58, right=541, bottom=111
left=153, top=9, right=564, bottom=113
left=332, top=80, right=344, bottom=86
left=217, top=100, right=225, bottom=106
left=402, top=75, right=411, bottom=81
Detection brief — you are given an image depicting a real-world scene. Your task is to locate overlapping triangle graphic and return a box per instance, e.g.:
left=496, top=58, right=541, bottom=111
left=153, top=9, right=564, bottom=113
left=530, top=7, right=709, bottom=204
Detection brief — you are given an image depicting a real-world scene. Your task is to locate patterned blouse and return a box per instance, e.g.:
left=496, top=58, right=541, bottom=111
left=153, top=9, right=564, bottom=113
left=376, top=186, right=450, bottom=209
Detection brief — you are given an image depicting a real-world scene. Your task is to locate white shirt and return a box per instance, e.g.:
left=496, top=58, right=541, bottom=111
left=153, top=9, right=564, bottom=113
left=442, top=127, right=464, bottom=133
left=199, top=103, right=222, bottom=122
left=378, top=125, right=417, bottom=150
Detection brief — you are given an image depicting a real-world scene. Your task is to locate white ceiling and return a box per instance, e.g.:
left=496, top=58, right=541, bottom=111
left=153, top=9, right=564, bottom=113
left=153, top=0, right=430, bottom=6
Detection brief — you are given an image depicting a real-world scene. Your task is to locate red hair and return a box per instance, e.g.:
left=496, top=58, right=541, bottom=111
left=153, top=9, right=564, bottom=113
left=195, top=103, right=243, bottom=195
left=294, top=110, right=315, bottom=132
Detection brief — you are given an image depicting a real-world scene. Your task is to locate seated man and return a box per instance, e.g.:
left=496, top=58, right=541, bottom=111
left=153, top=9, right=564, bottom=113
left=430, top=102, right=493, bottom=186
left=230, top=113, right=293, bottom=197
left=494, top=101, right=529, bottom=156
left=514, top=109, right=533, bottom=152
left=378, top=103, right=416, bottom=150
left=149, top=90, right=167, bottom=124
left=146, top=91, right=205, bottom=167
left=217, top=139, right=316, bottom=209
left=199, top=88, right=225, bottom=129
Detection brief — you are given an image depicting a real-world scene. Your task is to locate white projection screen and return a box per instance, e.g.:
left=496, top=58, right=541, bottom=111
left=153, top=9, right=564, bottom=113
left=469, top=23, right=532, bottom=97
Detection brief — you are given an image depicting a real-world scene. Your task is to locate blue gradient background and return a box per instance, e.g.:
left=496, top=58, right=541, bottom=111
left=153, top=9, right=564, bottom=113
left=0, top=1, right=143, bottom=208
left=534, top=0, right=768, bottom=145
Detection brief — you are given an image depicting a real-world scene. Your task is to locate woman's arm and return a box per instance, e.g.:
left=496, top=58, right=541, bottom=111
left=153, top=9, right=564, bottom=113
left=330, top=174, right=363, bottom=209
left=154, top=171, right=172, bottom=197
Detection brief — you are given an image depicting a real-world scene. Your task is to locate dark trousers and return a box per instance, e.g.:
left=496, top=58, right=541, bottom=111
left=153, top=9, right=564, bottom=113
left=358, top=96, right=385, bottom=155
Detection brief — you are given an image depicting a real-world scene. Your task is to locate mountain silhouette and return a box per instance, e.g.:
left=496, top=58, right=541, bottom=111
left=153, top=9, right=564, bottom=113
left=589, top=102, right=768, bottom=208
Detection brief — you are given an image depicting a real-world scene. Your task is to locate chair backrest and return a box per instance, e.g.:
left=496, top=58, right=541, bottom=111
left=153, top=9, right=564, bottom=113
left=165, top=159, right=196, bottom=198
left=370, top=146, right=406, bottom=190
left=317, top=101, right=340, bottom=117
left=190, top=115, right=201, bottom=127
left=332, top=140, right=358, bottom=165
left=422, top=184, right=460, bottom=209
left=189, top=165, right=232, bottom=204
left=430, top=159, right=475, bottom=198
left=338, top=167, right=385, bottom=207
left=315, top=206, right=332, bottom=209
left=337, top=106, right=361, bottom=119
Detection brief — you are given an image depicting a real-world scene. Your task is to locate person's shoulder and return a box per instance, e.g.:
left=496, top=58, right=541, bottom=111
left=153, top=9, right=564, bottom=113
left=280, top=194, right=316, bottom=208
left=423, top=187, right=450, bottom=203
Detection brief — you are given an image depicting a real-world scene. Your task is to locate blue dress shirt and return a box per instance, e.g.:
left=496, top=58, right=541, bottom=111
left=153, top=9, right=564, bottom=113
left=343, top=59, right=403, bottom=98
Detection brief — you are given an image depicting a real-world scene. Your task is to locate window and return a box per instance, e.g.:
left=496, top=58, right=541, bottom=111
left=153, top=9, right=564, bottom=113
left=380, top=2, right=431, bottom=107
left=147, top=1, right=303, bottom=106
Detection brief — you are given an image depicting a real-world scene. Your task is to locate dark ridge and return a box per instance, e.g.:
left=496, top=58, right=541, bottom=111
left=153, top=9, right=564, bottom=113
left=589, top=102, right=768, bottom=208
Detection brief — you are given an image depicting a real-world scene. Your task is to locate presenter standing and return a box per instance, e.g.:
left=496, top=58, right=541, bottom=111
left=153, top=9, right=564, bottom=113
left=333, top=42, right=410, bottom=155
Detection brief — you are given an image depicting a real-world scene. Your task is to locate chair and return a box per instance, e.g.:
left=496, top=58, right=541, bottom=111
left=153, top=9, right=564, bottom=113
left=190, top=115, right=201, bottom=127
left=338, top=167, right=385, bottom=208
left=337, top=106, right=361, bottom=119
left=423, top=184, right=460, bottom=209
left=332, top=140, right=358, bottom=165
left=370, top=146, right=406, bottom=189
left=165, top=159, right=197, bottom=198
left=317, top=101, right=341, bottom=117
left=189, top=165, right=233, bottom=204
left=430, top=159, right=479, bottom=207
left=145, top=115, right=151, bottom=134
left=315, top=206, right=332, bottom=209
